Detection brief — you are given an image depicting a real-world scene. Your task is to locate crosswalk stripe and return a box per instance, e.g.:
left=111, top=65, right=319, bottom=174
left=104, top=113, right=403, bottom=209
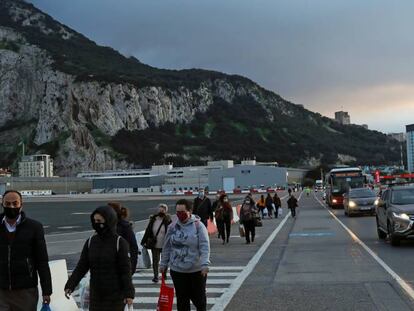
left=134, top=287, right=227, bottom=293
left=133, top=279, right=233, bottom=285
left=134, top=297, right=218, bottom=304
left=137, top=272, right=239, bottom=277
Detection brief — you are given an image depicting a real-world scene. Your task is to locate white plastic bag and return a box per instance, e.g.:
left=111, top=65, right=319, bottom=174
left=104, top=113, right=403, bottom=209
left=79, top=272, right=90, bottom=311
left=141, top=247, right=152, bottom=269
left=124, top=304, right=134, bottom=311
left=278, top=207, right=283, bottom=217
left=136, top=232, right=152, bottom=269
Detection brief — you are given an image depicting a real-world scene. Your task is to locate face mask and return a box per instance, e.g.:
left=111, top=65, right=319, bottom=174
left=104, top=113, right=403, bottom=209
left=176, top=211, right=189, bottom=223
left=198, top=193, right=204, bottom=198
left=245, top=200, right=250, bottom=205
left=223, top=199, right=228, bottom=203
left=92, top=222, right=108, bottom=235
left=3, top=206, right=21, bottom=220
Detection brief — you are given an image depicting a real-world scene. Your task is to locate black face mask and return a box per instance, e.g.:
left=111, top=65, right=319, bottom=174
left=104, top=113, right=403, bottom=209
left=92, top=222, right=108, bottom=235
left=3, top=206, right=21, bottom=220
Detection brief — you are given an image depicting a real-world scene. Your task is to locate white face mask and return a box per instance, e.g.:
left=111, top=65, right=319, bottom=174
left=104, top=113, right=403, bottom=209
left=223, top=199, right=228, bottom=203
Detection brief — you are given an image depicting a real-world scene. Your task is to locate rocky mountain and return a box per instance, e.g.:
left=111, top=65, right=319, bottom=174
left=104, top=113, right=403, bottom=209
left=0, top=0, right=402, bottom=175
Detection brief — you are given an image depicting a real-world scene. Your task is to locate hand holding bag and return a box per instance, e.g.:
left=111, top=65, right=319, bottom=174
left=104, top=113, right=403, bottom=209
left=40, top=304, right=51, bottom=311
left=124, top=304, right=134, bottom=311
left=157, top=274, right=174, bottom=311
left=239, top=224, right=245, bottom=237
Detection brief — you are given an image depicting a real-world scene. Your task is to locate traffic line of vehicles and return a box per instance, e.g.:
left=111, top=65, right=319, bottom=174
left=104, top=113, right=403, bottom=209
left=322, top=167, right=414, bottom=247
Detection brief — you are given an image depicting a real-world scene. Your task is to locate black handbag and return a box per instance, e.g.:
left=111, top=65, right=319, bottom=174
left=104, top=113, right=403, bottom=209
left=143, top=220, right=164, bottom=249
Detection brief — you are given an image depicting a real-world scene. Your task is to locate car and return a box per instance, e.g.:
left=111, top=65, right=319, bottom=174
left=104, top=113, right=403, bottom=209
left=376, top=185, right=414, bottom=246
left=343, top=187, right=378, bottom=217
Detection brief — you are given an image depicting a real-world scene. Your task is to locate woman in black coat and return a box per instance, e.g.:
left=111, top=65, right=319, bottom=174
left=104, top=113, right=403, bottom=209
left=108, top=202, right=139, bottom=274
left=64, top=206, right=135, bottom=311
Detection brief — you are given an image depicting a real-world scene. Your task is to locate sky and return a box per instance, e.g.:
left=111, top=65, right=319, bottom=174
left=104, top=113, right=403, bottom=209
left=28, top=0, right=414, bottom=133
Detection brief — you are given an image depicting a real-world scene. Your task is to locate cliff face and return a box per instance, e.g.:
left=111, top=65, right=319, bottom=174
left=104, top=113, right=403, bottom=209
left=0, top=0, right=401, bottom=175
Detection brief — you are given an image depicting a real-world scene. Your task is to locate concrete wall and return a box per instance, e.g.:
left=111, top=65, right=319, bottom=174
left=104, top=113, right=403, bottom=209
left=208, top=165, right=288, bottom=191
left=0, top=177, right=92, bottom=195
left=92, top=175, right=164, bottom=190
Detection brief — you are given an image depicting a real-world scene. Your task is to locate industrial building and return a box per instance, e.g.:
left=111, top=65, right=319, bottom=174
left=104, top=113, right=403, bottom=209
left=334, top=111, right=351, bottom=125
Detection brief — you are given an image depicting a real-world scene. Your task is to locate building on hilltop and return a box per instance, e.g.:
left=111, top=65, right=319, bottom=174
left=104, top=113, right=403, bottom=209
left=388, top=132, right=406, bottom=143
left=334, top=111, right=351, bottom=125
left=18, top=154, right=54, bottom=177
left=361, top=124, right=368, bottom=129
left=406, top=124, right=414, bottom=173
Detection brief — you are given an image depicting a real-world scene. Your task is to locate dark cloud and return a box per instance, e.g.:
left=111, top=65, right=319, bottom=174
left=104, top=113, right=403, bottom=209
left=29, top=0, right=414, bottom=132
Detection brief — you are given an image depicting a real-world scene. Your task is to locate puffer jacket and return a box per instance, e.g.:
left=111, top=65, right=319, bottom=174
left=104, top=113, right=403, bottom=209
left=65, top=206, right=134, bottom=311
left=0, top=212, right=52, bottom=295
left=117, top=219, right=138, bottom=274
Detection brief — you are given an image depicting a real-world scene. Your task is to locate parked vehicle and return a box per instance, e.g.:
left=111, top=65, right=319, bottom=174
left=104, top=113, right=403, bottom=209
left=376, top=184, right=414, bottom=246
left=343, top=187, right=377, bottom=216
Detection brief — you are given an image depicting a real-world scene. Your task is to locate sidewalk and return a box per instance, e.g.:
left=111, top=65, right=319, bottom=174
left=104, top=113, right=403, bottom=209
left=224, top=195, right=414, bottom=311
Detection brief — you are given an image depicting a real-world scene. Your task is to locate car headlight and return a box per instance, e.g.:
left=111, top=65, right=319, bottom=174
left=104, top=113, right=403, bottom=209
left=374, top=199, right=379, bottom=206
left=392, top=212, right=410, bottom=221
left=349, top=201, right=357, bottom=208
left=332, top=199, right=337, bottom=203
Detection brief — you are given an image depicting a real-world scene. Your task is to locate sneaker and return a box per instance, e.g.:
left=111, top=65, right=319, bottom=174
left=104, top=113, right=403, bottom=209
left=152, top=277, right=159, bottom=283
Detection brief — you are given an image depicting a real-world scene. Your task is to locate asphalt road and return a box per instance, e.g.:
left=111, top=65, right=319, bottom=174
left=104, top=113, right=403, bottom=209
left=19, top=190, right=414, bottom=309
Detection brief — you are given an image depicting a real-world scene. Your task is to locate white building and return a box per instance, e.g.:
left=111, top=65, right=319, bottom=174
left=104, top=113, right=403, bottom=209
left=407, top=124, right=414, bottom=173
left=18, top=154, right=54, bottom=177
left=388, top=132, right=406, bottom=143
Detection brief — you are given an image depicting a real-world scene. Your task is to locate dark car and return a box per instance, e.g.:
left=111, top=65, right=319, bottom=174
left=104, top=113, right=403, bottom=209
left=376, top=185, right=414, bottom=246
left=343, top=188, right=378, bottom=216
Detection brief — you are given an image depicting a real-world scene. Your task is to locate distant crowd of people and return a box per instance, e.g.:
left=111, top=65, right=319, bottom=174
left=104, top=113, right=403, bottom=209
left=0, top=188, right=299, bottom=311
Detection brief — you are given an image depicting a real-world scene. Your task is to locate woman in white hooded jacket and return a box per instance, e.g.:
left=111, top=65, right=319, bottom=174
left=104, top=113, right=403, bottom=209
left=159, top=199, right=210, bottom=311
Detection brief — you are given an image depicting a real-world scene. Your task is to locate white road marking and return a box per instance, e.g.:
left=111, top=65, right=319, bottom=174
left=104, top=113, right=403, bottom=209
left=137, top=272, right=239, bottom=278
left=60, top=251, right=80, bottom=255
left=71, top=212, right=90, bottom=215
left=133, top=279, right=233, bottom=285
left=47, top=238, right=85, bottom=244
left=57, top=226, right=80, bottom=230
left=314, top=194, right=414, bottom=302
left=134, top=297, right=218, bottom=304
left=210, top=195, right=291, bottom=311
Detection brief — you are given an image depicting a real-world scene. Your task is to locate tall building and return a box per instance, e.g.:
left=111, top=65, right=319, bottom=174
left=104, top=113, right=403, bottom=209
left=18, top=154, right=54, bottom=177
left=407, top=124, right=414, bottom=173
left=334, top=111, right=351, bottom=125
left=388, top=132, right=406, bottom=143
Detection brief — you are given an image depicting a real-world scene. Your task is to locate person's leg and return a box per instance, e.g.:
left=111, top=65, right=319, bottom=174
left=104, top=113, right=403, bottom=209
left=217, top=220, right=225, bottom=243
left=244, top=223, right=251, bottom=243
left=170, top=270, right=191, bottom=311
left=225, top=219, right=231, bottom=243
left=152, top=248, right=161, bottom=281
left=275, top=206, right=279, bottom=218
left=250, top=221, right=256, bottom=242
left=189, top=271, right=207, bottom=311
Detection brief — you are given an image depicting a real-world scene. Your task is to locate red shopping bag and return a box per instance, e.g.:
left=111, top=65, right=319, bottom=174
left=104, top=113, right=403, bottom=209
left=157, top=274, right=174, bottom=311
left=207, top=219, right=217, bottom=235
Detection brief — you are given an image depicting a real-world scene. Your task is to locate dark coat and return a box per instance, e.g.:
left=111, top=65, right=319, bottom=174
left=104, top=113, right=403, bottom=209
left=65, top=206, right=134, bottom=311
left=117, top=219, right=138, bottom=274
left=0, top=212, right=52, bottom=295
left=141, top=213, right=172, bottom=249
left=273, top=195, right=282, bottom=207
left=287, top=196, right=298, bottom=209
left=265, top=196, right=273, bottom=208
left=193, top=197, right=213, bottom=222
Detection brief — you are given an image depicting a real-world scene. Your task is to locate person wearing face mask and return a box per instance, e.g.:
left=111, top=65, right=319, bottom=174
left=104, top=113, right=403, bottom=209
left=141, top=203, right=172, bottom=282
left=64, top=206, right=135, bottom=311
left=108, top=202, right=139, bottom=275
left=211, top=194, right=221, bottom=239
left=215, top=194, right=234, bottom=244
left=160, top=199, right=210, bottom=311
left=0, top=190, right=52, bottom=311
left=240, top=195, right=258, bottom=244
left=193, top=190, right=213, bottom=228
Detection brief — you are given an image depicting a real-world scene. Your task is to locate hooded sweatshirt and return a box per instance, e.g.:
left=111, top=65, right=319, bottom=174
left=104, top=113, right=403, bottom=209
left=160, top=214, right=210, bottom=273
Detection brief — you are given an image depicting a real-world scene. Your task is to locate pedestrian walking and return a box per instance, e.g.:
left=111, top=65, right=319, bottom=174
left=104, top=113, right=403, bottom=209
left=215, top=194, right=234, bottom=244
left=193, top=190, right=213, bottom=227
left=265, top=193, right=273, bottom=218
left=141, top=204, right=172, bottom=283
left=287, top=194, right=298, bottom=218
left=211, top=194, right=221, bottom=239
left=273, top=192, right=282, bottom=218
left=108, top=202, right=139, bottom=275
left=160, top=199, right=210, bottom=311
left=240, top=196, right=257, bottom=244
left=256, top=195, right=266, bottom=218
left=0, top=190, right=52, bottom=311
left=65, top=206, right=135, bottom=311
left=288, top=188, right=292, bottom=196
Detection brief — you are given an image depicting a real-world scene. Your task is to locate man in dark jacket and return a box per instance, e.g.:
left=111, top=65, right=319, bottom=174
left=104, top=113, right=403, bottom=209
left=287, top=194, right=298, bottom=218
left=193, top=190, right=213, bottom=227
left=0, top=190, right=52, bottom=311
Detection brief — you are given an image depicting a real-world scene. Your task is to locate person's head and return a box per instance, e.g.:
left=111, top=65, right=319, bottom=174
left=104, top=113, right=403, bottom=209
left=91, top=205, right=118, bottom=235
left=219, top=194, right=229, bottom=203
left=2, top=190, right=23, bottom=220
left=244, top=196, right=252, bottom=205
left=198, top=190, right=205, bottom=198
left=267, top=193, right=271, bottom=198
left=108, top=202, right=130, bottom=220
left=158, top=203, right=168, bottom=215
left=274, top=192, right=279, bottom=197
left=261, top=194, right=264, bottom=200
left=175, top=199, right=192, bottom=223
left=215, top=193, right=220, bottom=200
